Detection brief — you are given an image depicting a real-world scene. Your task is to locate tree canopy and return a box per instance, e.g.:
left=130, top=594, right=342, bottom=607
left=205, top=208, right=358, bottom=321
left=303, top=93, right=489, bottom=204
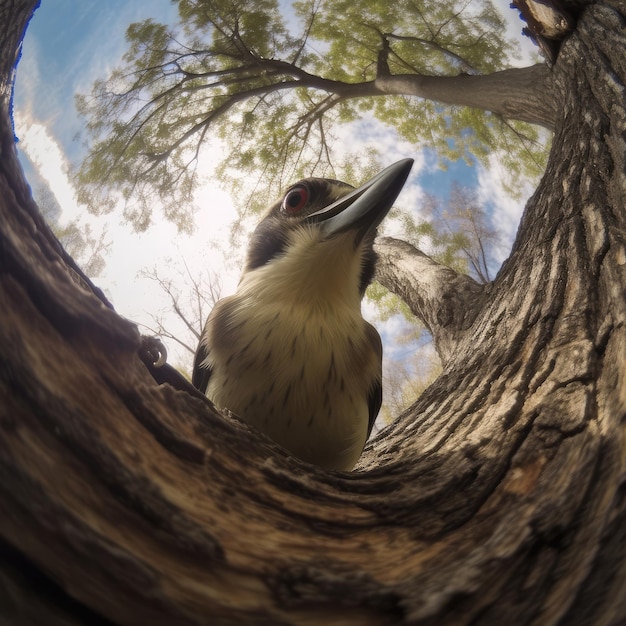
left=75, top=0, right=550, bottom=232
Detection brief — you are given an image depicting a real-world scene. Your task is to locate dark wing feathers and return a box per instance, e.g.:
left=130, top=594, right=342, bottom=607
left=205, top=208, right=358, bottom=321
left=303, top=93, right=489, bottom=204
left=365, top=322, right=383, bottom=439
left=192, top=324, right=212, bottom=394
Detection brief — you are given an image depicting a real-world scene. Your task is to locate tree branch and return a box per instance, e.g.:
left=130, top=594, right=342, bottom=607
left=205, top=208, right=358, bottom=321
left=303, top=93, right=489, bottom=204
left=374, top=236, right=485, bottom=363
left=384, top=32, right=479, bottom=74
left=375, top=64, right=557, bottom=129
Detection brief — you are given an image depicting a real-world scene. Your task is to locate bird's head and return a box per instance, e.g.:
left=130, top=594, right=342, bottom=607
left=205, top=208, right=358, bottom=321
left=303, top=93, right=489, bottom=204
left=242, top=159, right=413, bottom=302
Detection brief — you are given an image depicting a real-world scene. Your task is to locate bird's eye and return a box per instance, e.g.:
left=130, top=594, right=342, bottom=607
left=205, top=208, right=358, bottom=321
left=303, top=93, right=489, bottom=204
left=281, top=186, right=309, bottom=215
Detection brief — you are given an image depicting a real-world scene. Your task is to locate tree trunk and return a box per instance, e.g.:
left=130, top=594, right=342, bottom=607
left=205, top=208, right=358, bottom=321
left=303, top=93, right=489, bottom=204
left=1, top=1, right=625, bottom=625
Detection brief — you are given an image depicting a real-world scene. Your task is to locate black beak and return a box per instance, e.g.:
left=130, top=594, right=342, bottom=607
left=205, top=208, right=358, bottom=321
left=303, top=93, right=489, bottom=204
left=306, top=158, right=413, bottom=238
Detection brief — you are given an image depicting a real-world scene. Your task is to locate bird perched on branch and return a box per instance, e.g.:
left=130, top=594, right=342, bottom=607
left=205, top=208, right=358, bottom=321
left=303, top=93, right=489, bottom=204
left=192, top=159, right=413, bottom=470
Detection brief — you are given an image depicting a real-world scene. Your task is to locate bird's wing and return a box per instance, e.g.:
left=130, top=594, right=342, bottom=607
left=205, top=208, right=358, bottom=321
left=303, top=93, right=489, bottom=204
left=193, top=296, right=238, bottom=395
left=365, top=322, right=383, bottom=439
left=192, top=320, right=213, bottom=394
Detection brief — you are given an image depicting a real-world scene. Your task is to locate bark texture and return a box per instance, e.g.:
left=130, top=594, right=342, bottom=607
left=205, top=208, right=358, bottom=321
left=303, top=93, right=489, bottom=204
left=1, top=1, right=626, bottom=625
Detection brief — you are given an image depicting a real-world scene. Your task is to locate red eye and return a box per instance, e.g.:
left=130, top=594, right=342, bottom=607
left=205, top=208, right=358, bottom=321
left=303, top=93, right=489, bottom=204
left=281, top=186, right=309, bottom=215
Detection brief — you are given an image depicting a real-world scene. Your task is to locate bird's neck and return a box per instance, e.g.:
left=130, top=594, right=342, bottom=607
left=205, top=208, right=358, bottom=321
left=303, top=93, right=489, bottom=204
left=237, top=227, right=365, bottom=313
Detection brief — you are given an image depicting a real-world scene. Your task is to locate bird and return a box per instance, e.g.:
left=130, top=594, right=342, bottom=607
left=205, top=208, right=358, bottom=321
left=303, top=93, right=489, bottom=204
left=192, top=159, right=413, bottom=470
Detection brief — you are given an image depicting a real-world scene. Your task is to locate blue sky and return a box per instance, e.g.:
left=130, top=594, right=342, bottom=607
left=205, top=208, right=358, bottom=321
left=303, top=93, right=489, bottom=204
left=12, top=0, right=541, bottom=418
left=16, top=0, right=178, bottom=163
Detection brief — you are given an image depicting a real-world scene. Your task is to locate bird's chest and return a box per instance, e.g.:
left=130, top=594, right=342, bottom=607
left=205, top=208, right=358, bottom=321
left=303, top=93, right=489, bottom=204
left=205, top=296, right=376, bottom=469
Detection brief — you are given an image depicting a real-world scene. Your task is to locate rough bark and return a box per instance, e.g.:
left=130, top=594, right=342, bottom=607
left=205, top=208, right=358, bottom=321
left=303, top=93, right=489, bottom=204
left=1, top=1, right=625, bottom=626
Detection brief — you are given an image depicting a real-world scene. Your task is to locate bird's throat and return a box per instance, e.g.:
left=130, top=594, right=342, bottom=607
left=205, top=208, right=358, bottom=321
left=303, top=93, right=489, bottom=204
left=238, top=226, right=365, bottom=312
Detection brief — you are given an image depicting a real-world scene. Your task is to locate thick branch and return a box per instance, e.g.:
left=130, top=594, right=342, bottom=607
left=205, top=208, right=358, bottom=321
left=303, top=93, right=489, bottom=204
left=374, top=236, right=484, bottom=364
left=375, top=63, right=557, bottom=129
left=205, top=59, right=557, bottom=129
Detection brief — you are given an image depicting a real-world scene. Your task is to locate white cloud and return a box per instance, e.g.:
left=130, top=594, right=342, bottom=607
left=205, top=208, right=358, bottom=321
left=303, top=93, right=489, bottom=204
left=476, top=151, right=533, bottom=264
left=14, top=110, right=95, bottom=238
left=500, top=3, right=543, bottom=68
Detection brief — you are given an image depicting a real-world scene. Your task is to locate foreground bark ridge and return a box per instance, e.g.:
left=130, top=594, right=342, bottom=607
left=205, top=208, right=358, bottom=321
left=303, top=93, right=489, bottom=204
left=1, top=1, right=625, bottom=625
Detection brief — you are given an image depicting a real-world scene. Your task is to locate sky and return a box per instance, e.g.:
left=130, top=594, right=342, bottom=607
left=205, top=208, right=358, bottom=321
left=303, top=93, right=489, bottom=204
left=11, top=0, right=542, bottom=419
